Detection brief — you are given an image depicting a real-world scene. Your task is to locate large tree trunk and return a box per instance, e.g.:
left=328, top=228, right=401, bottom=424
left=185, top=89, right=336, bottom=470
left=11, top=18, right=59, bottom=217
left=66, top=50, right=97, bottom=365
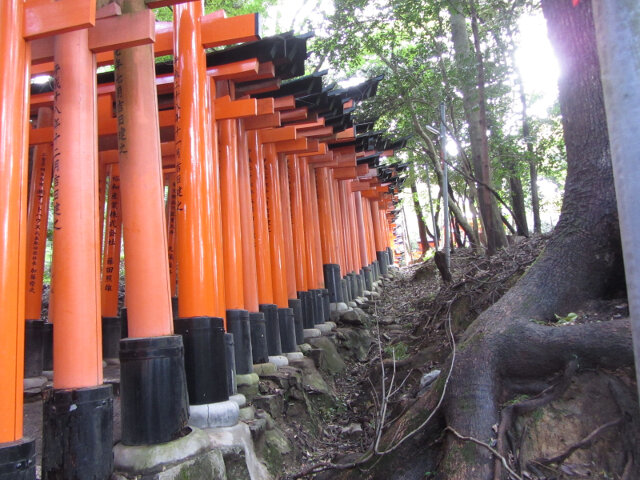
left=519, top=77, right=542, bottom=234
left=449, top=4, right=507, bottom=255
left=508, top=171, right=529, bottom=237
left=411, top=182, right=430, bottom=255
left=437, top=1, right=628, bottom=478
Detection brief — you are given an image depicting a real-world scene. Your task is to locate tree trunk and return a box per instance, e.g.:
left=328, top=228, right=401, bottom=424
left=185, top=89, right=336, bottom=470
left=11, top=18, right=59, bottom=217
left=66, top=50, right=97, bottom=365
left=508, top=173, right=529, bottom=236
left=519, top=78, right=542, bottom=234
left=450, top=3, right=507, bottom=255
left=437, top=1, right=626, bottom=478
left=410, top=182, right=430, bottom=255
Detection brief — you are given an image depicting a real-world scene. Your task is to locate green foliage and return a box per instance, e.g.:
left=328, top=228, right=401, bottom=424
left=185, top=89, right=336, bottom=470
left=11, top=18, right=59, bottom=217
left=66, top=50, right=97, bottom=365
left=554, top=312, right=578, bottom=324
left=384, top=341, right=409, bottom=361
left=309, top=0, right=566, bottom=245
left=154, top=0, right=276, bottom=22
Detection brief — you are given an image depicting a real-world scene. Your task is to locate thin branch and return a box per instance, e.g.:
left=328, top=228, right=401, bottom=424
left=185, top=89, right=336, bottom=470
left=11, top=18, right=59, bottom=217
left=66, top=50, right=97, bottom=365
left=445, top=426, right=524, bottom=480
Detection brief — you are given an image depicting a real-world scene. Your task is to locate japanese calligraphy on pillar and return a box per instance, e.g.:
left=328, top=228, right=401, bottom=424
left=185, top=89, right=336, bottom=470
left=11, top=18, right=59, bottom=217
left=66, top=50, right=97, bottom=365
left=174, top=64, right=184, bottom=213
left=52, top=64, right=62, bottom=231
left=167, top=175, right=177, bottom=281
left=114, top=51, right=128, bottom=156
left=102, top=173, right=121, bottom=294
left=28, top=145, right=52, bottom=294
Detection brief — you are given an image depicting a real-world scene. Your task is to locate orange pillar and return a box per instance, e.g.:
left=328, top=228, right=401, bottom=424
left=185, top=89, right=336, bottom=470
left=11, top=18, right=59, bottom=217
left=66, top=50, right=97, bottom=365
left=315, top=167, right=338, bottom=265
left=237, top=121, right=259, bottom=313
left=25, top=108, right=53, bottom=323
left=114, top=34, right=175, bottom=337
left=100, top=164, right=122, bottom=319
left=0, top=0, right=30, bottom=444
left=308, top=166, right=325, bottom=289
left=248, top=131, right=274, bottom=305
left=288, top=155, right=309, bottom=294
left=278, top=154, right=298, bottom=301
left=299, top=160, right=319, bottom=290
left=364, top=198, right=377, bottom=264
left=371, top=200, right=385, bottom=252
left=218, top=119, right=244, bottom=310
left=348, top=185, right=363, bottom=272
left=355, top=192, right=369, bottom=268
left=264, top=143, right=289, bottom=308
left=173, top=2, right=217, bottom=319
left=173, top=0, right=229, bottom=407
left=206, top=79, right=226, bottom=321
left=329, top=173, right=346, bottom=273
left=50, top=28, right=103, bottom=390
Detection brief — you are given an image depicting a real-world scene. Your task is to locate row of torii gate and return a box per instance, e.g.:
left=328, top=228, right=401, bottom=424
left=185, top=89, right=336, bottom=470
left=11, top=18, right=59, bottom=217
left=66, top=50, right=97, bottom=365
left=0, top=1, right=407, bottom=478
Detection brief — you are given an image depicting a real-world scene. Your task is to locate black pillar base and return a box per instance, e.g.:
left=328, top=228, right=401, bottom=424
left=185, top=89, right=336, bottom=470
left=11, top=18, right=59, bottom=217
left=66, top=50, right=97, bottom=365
left=321, top=289, right=330, bottom=322
left=376, top=251, right=389, bottom=275
left=42, top=384, right=113, bottom=479
left=288, top=298, right=304, bottom=345
left=119, top=335, right=189, bottom=445
left=174, top=317, right=228, bottom=407
left=322, top=263, right=342, bottom=303
left=298, top=291, right=314, bottom=329
left=356, top=272, right=365, bottom=298
left=259, top=304, right=282, bottom=356
left=24, top=319, right=44, bottom=378
left=311, top=289, right=324, bottom=325
left=249, top=313, right=269, bottom=364
left=0, top=439, right=35, bottom=480
left=347, top=274, right=356, bottom=300
left=340, top=279, right=350, bottom=304
left=278, top=308, right=297, bottom=353
left=42, top=322, right=53, bottom=372
left=372, top=260, right=380, bottom=281
left=119, top=307, right=128, bottom=339
left=224, top=333, right=236, bottom=396
left=227, top=309, right=253, bottom=375
left=101, top=316, right=121, bottom=361
left=171, top=296, right=179, bottom=320
left=386, top=246, right=394, bottom=267
left=362, top=266, right=373, bottom=291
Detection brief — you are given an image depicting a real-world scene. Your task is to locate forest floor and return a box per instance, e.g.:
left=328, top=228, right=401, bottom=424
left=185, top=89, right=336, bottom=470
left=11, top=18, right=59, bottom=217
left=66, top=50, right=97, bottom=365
left=285, top=234, right=638, bottom=480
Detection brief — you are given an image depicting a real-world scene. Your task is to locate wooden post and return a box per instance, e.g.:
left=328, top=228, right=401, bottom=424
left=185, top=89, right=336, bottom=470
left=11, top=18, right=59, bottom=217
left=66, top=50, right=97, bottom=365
left=0, top=0, right=30, bottom=445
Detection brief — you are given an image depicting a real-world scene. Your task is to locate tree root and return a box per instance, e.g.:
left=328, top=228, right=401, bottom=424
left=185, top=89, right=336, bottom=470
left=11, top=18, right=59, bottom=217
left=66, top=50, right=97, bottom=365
left=494, top=360, right=579, bottom=480
left=445, top=426, right=523, bottom=480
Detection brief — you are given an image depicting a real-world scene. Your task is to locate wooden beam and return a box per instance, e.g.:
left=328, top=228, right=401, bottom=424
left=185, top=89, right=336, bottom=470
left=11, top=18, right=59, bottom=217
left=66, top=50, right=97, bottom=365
left=24, top=0, right=96, bottom=40
left=200, top=12, right=260, bottom=48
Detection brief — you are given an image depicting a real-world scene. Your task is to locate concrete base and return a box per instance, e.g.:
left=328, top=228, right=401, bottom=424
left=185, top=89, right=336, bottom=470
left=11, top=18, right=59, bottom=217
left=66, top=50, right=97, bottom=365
left=268, top=355, right=289, bottom=367
left=229, top=393, right=247, bottom=408
left=347, top=301, right=357, bottom=308
left=330, top=302, right=349, bottom=313
left=113, top=427, right=225, bottom=480
left=189, top=400, right=239, bottom=429
left=253, top=362, right=277, bottom=376
left=316, top=323, right=334, bottom=335
left=285, top=352, right=304, bottom=362
left=24, top=376, right=47, bottom=391
left=236, top=373, right=259, bottom=387
left=303, top=328, right=321, bottom=339
left=205, top=422, right=272, bottom=480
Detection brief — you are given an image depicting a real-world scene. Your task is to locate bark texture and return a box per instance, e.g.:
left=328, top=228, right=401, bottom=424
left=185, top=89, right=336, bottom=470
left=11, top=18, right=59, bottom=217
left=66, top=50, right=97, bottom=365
left=449, top=5, right=507, bottom=255
left=437, top=1, right=629, bottom=478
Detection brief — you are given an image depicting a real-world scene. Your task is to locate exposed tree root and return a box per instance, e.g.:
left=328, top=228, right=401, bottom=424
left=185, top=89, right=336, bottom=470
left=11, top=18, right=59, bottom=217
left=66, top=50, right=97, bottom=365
left=445, top=426, right=523, bottom=480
